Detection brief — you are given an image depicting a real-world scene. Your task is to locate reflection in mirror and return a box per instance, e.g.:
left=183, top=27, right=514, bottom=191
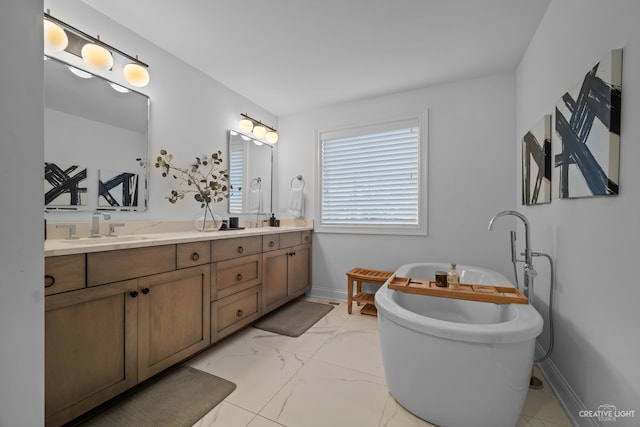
left=44, top=55, right=150, bottom=211
left=228, top=130, right=273, bottom=214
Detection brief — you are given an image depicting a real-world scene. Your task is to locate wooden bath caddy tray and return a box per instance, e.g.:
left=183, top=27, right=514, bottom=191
left=388, top=276, right=528, bottom=304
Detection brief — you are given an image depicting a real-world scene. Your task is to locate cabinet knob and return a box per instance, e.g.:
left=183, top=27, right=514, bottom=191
left=236, top=309, right=244, bottom=317
left=237, top=246, right=244, bottom=254
left=289, top=251, right=296, bottom=256
left=141, top=287, right=150, bottom=294
left=304, top=235, right=310, bottom=242
left=269, top=241, right=275, bottom=247
left=130, top=291, right=139, bottom=298
left=236, top=273, right=243, bottom=281
left=44, top=275, right=56, bottom=288
left=191, top=252, right=200, bottom=261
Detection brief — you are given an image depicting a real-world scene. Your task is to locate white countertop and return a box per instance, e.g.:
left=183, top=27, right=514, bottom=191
left=45, top=224, right=313, bottom=257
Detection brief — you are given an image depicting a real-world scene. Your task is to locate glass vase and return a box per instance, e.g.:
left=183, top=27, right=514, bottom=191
left=192, top=203, right=223, bottom=232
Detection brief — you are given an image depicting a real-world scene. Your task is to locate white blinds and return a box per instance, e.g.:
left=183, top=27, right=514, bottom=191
left=320, top=120, right=420, bottom=229
left=228, top=147, right=244, bottom=213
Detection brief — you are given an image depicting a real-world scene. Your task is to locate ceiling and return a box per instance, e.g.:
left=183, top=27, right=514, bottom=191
left=82, top=0, right=550, bottom=117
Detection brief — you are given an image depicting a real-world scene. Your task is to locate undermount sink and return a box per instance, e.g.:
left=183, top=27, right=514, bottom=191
left=59, top=235, right=152, bottom=245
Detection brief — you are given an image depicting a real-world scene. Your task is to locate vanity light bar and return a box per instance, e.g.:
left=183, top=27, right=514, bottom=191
left=44, top=11, right=150, bottom=87
left=239, top=113, right=279, bottom=144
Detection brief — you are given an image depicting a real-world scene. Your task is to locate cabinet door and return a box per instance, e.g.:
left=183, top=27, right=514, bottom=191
left=262, top=248, right=290, bottom=314
left=45, top=280, right=138, bottom=427
left=137, top=265, right=211, bottom=381
left=289, top=244, right=311, bottom=296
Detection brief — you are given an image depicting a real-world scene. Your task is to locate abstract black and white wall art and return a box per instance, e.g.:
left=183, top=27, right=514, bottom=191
left=98, top=170, right=139, bottom=208
left=44, top=162, right=88, bottom=207
left=522, top=115, right=552, bottom=205
left=554, top=49, right=622, bottom=198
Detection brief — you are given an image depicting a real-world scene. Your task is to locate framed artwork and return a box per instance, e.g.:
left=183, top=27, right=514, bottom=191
left=554, top=49, right=622, bottom=198
left=522, top=115, right=552, bottom=205
left=98, top=169, right=139, bottom=208
left=44, top=162, right=87, bottom=207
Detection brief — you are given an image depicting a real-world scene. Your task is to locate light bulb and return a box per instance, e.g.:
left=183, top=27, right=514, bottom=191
left=44, top=20, right=68, bottom=51
left=110, top=82, right=130, bottom=93
left=123, top=63, right=150, bottom=87
left=67, top=66, right=92, bottom=79
left=239, top=118, right=254, bottom=133
left=265, top=131, right=279, bottom=144
left=81, top=43, right=113, bottom=71
left=252, top=125, right=267, bottom=139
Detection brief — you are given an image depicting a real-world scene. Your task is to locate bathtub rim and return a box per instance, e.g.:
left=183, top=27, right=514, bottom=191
left=375, top=262, right=543, bottom=344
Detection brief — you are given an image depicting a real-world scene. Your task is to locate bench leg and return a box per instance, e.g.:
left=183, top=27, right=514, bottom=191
left=347, top=277, right=353, bottom=314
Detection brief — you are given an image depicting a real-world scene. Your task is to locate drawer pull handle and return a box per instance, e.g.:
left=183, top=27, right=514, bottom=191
left=289, top=251, right=296, bottom=256
left=269, top=241, right=275, bottom=247
left=130, top=291, right=138, bottom=298
left=191, top=252, right=200, bottom=261
left=237, top=246, right=244, bottom=254
left=44, top=275, right=56, bottom=288
left=236, top=273, right=243, bottom=281
left=141, top=288, right=150, bottom=295
left=236, top=309, right=244, bottom=317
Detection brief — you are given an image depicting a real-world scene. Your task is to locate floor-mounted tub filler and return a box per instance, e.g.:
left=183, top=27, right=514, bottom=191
left=376, top=262, right=543, bottom=427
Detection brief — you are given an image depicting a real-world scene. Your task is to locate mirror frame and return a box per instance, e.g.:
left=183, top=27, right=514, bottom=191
left=227, top=130, right=274, bottom=215
left=44, top=55, right=150, bottom=212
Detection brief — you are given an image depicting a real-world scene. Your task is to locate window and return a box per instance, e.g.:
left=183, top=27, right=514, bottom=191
left=228, top=141, right=245, bottom=213
left=316, top=115, right=427, bottom=235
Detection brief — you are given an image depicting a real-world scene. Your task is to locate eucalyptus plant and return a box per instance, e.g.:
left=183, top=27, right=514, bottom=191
left=155, top=149, right=229, bottom=208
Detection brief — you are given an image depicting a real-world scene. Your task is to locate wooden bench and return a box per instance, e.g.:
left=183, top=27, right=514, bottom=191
left=346, top=267, right=393, bottom=316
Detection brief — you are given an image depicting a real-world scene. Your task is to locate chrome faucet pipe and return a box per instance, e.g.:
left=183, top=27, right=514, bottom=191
left=488, top=210, right=535, bottom=296
left=91, top=212, right=111, bottom=237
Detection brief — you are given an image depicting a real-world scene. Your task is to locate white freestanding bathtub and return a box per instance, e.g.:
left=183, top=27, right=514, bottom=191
left=376, top=263, right=543, bottom=427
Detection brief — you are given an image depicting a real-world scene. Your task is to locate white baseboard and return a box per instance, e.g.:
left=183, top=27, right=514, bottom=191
left=535, top=343, right=599, bottom=427
left=308, top=285, right=347, bottom=302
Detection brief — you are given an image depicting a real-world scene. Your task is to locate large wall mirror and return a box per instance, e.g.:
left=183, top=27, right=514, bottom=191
left=228, top=130, right=273, bottom=214
left=44, top=55, right=150, bottom=211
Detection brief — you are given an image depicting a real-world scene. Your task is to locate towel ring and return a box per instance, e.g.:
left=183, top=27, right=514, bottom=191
left=290, top=175, right=305, bottom=190
left=250, top=177, right=262, bottom=190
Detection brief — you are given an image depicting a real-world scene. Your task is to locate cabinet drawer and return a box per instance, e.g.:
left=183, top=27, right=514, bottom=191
left=262, top=234, right=280, bottom=252
left=280, top=231, right=302, bottom=248
left=177, top=241, right=210, bottom=269
left=45, top=254, right=86, bottom=296
left=211, top=236, right=262, bottom=262
left=87, top=245, right=176, bottom=286
left=212, top=254, right=262, bottom=300
left=212, top=285, right=261, bottom=341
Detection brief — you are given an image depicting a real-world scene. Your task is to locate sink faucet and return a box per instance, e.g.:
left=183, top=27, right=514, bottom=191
left=488, top=210, right=536, bottom=297
left=91, top=212, right=111, bottom=237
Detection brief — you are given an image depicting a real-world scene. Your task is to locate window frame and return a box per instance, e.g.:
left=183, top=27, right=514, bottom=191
left=314, top=112, right=428, bottom=236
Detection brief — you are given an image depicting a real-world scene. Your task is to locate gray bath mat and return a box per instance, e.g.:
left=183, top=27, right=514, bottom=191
left=254, top=299, right=334, bottom=337
left=76, top=366, right=236, bottom=426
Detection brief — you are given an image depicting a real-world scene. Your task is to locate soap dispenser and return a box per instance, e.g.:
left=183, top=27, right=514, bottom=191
left=269, top=213, right=276, bottom=227
left=447, top=263, right=460, bottom=289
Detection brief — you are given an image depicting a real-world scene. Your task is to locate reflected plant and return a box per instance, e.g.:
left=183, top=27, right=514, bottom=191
left=155, top=149, right=229, bottom=208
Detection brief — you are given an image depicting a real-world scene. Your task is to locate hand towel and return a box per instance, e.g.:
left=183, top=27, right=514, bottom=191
left=248, top=186, right=261, bottom=213
left=288, top=187, right=304, bottom=218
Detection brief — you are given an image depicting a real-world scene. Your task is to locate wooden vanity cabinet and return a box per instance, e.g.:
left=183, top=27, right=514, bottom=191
left=210, top=236, right=263, bottom=342
left=137, top=264, right=210, bottom=381
left=45, top=229, right=311, bottom=426
left=263, top=231, right=312, bottom=314
left=45, top=279, right=138, bottom=427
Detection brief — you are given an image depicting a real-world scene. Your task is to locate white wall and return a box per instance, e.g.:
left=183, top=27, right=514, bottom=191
left=278, top=73, right=518, bottom=299
left=517, top=0, right=640, bottom=424
left=43, top=0, right=277, bottom=223
left=0, top=0, right=45, bottom=425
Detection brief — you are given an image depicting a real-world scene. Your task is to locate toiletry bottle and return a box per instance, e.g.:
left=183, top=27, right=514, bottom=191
left=447, top=263, right=459, bottom=289
left=269, top=213, right=276, bottom=227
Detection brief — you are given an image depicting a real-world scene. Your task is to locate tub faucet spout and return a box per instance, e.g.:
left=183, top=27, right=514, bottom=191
left=488, top=210, right=535, bottom=296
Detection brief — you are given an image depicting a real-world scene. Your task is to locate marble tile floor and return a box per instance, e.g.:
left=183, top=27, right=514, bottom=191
left=186, top=298, right=573, bottom=427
